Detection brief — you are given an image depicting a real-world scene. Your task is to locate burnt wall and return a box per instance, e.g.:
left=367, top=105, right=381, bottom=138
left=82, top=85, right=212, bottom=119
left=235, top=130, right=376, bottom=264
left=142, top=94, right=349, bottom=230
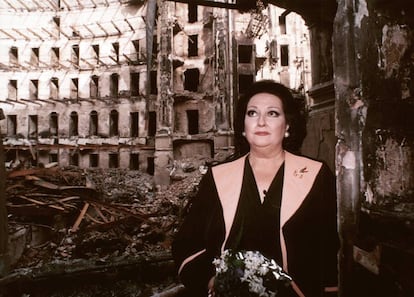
left=334, top=0, right=414, bottom=296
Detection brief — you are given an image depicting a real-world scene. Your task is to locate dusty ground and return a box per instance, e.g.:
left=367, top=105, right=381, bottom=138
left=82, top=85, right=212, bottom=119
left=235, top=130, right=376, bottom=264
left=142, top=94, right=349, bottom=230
left=1, top=158, right=210, bottom=297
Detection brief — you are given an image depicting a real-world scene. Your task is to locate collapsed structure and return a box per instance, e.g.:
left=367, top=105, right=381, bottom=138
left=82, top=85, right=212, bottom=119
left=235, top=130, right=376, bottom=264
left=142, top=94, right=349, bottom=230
left=0, top=0, right=310, bottom=185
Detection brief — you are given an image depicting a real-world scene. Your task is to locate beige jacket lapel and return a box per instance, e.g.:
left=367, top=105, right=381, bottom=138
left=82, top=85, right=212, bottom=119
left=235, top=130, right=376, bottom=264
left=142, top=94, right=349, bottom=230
left=213, top=152, right=322, bottom=257
left=212, top=155, right=247, bottom=251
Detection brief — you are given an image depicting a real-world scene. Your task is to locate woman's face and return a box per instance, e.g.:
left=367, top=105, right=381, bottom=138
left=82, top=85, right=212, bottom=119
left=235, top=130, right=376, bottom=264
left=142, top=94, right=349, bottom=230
left=244, top=92, right=288, bottom=152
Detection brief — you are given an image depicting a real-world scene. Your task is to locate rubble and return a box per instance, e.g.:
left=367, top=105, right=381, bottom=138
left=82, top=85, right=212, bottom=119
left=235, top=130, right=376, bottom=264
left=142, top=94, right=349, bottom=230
left=1, top=159, right=207, bottom=296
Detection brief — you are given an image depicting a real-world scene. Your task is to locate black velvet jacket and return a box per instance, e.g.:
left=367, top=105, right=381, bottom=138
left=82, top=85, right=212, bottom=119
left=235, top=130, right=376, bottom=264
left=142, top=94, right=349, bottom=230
left=172, top=152, right=339, bottom=297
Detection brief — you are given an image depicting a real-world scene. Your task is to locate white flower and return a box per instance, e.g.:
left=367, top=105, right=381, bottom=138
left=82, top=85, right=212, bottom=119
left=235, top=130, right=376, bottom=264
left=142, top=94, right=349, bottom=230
left=258, top=265, right=269, bottom=275
left=213, top=250, right=292, bottom=297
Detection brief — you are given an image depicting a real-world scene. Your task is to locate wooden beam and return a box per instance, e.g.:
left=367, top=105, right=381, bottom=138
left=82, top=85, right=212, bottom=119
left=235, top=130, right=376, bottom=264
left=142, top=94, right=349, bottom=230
left=83, top=24, right=95, bottom=37
left=27, top=28, right=44, bottom=41
left=20, top=99, right=42, bottom=106
left=81, top=58, right=95, bottom=68
left=31, top=0, right=44, bottom=10
left=16, top=0, right=30, bottom=10
left=59, top=29, right=71, bottom=39
left=71, top=202, right=90, bottom=232
left=60, top=0, right=71, bottom=10
left=44, top=0, right=59, bottom=10
left=6, top=99, right=27, bottom=106
left=90, top=0, right=98, bottom=8
left=3, top=0, right=17, bottom=11
left=97, top=23, right=109, bottom=37
left=111, top=21, right=122, bottom=34
left=12, top=29, right=29, bottom=40
left=0, top=29, right=16, bottom=40
left=125, top=18, right=135, bottom=32
left=42, top=28, right=58, bottom=39
left=123, top=54, right=133, bottom=63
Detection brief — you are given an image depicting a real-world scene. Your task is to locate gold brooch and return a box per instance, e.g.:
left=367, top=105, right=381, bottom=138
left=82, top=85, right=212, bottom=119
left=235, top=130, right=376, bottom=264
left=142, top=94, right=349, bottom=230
left=293, top=166, right=308, bottom=178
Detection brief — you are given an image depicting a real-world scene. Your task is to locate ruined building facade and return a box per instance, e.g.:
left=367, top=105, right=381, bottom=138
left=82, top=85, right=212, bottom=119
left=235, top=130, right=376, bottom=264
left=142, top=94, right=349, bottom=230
left=0, top=0, right=310, bottom=186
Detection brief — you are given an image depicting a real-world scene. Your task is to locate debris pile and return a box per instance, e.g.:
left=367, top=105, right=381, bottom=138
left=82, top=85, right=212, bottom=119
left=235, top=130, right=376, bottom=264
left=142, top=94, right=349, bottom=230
left=2, top=159, right=209, bottom=296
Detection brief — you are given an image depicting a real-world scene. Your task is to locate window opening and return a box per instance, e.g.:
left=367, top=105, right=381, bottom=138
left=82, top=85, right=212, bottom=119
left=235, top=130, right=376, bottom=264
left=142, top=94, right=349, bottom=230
left=279, top=14, right=287, bottom=35
left=89, top=154, right=99, bottom=167
left=51, top=47, right=59, bottom=67
left=238, top=45, right=253, bottom=63
left=53, top=16, right=60, bottom=28
left=50, top=77, right=59, bottom=99
left=69, top=111, right=78, bottom=137
left=110, top=73, right=119, bottom=98
left=150, top=71, right=158, bottom=95
left=152, top=35, right=158, bottom=57
left=112, top=42, right=119, bottom=63
left=30, top=48, right=40, bottom=66
left=92, top=44, right=99, bottom=64
left=130, top=153, right=139, bottom=170
left=269, top=40, right=278, bottom=63
left=29, top=80, right=38, bottom=99
left=130, top=112, right=139, bottom=137
left=184, top=68, right=199, bottom=92
left=109, top=153, right=119, bottom=168
left=8, top=80, right=17, bottom=100
left=70, top=78, right=78, bottom=99
left=7, top=115, right=17, bottom=136
left=188, top=4, right=197, bottom=23
left=281, top=44, right=289, bottom=66
left=28, top=115, right=38, bottom=139
left=9, top=46, right=18, bottom=65
left=89, top=110, right=98, bottom=136
left=90, top=75, right=99, bottom=98
left=109, top=110, right=119, bottom=136
left=187, top=110, right=199, bottom=135
left=71, top=45, right=79, bottom=66
left=188, top=35, right=198, bottom=57
left=238, top=74, right=254, bottom=95
left=132, top=40, right=140, bottom=61
left=70, top=151, right=79, bottom=166
left=147, top=157, right=154, bottom=175
left=49, top=112, right=58, bottom=137
left=148, top=111, right=156, bottom=136
left=49, top=153, right=58, bottom=163
left=130, top=72, right=140, bottom=96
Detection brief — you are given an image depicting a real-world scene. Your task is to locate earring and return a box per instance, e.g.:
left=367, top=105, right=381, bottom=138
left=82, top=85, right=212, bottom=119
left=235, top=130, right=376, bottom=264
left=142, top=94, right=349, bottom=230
left=242, top=132, right=246, bottom=137
left=284, top=131, right=290, bottom=138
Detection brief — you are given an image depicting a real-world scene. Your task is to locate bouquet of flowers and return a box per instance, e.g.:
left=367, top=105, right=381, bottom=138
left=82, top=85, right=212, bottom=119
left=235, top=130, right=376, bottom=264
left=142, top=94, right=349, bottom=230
left=212, top=249, right=292, bottom=297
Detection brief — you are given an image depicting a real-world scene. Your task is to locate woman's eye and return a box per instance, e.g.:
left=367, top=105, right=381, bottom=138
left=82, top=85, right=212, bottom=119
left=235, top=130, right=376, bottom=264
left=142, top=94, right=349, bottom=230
left=268, top=110, right=280, bottom=117
left=246, top=110, right=257, bottom=117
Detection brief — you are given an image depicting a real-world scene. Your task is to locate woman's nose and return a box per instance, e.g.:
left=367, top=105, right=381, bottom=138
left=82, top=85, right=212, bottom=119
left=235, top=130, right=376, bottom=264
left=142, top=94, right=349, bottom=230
left=258, top=114, right=266, bottom=126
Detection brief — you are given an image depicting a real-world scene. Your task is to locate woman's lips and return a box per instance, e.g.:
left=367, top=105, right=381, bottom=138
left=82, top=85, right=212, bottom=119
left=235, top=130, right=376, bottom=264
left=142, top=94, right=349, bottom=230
left=255, top=131, right=270, bottom=136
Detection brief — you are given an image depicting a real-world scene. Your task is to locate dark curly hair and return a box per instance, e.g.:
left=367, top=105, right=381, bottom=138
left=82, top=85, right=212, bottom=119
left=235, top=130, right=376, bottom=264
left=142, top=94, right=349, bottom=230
left=233, top=80, right=307, bottom=157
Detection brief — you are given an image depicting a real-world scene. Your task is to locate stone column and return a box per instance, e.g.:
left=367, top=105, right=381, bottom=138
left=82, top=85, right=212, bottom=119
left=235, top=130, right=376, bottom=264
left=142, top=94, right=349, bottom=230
left=154, top=0, right=174, bottom=187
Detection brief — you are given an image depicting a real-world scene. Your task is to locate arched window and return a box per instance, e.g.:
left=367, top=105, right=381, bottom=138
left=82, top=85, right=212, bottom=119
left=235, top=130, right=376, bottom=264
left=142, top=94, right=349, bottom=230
left=49, top=112, right=58, bottom=137
left=89, top=110, right=98, bottom=136
left=69, top=111, right=78, bottom=137
left=109, top=110, right=119, bottom=136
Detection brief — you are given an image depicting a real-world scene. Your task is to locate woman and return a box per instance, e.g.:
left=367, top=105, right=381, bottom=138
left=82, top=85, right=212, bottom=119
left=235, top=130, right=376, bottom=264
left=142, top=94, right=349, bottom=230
left=172, top=80, right=339, bottom=297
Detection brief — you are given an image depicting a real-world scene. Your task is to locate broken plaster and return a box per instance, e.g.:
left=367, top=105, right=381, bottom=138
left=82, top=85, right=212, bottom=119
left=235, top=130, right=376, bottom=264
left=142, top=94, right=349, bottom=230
left=342, top=150, right=357, bottom=170
left=355, top=0, right=369, bottom=28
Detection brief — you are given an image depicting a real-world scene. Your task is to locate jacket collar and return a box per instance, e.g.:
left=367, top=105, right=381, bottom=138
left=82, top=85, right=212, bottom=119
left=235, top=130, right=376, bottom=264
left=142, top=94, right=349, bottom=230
left=212, top=151, right=322, bottom=249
